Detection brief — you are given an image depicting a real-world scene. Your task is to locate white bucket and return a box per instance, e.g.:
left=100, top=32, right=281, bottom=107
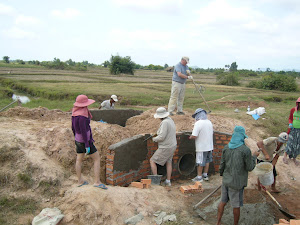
left=254, top=162, right=274, bottom=186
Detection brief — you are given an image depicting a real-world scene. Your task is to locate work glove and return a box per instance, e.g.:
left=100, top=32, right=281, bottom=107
left=289, top=123, right=293, bottom=128
left=186, top=70, right=191, bottom=75
left=85, top=147, right=91, bottom=155
left=188, top=76, right=193, bottom=79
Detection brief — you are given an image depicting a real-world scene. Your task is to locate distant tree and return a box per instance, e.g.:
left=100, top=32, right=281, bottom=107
left=109, top=55, right=135, bottom=75
left=164, top=64, right=169, bottom=69
left=217, top=72, right=240, bottom=86
left=66, top=59, right=76, bottom=66
left=82, top=60, right=89, bottom=66
left=230, top=62, right=238, bottom=71
left=102, top=60, right=110, bottom=68
left=266, top=68, right=271, bottom=72
left=3, top=56, right=10, bottom=63
left=16, top=59, right=25, bottom=64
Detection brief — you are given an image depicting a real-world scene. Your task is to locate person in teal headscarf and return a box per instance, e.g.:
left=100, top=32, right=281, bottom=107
left=217, top=126, right=259, bottom=225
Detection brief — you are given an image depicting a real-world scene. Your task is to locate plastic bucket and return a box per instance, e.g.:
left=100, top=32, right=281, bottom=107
left=147, top=175, right=162, bottom=185
left=255, top=162, right=274, bottom=186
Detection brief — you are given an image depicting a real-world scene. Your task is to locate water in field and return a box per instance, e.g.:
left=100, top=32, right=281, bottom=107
left=12, top=94, right=30, bottom=104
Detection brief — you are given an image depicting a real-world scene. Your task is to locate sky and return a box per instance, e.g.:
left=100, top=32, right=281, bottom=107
left=1, top=0, right=300, bottom=71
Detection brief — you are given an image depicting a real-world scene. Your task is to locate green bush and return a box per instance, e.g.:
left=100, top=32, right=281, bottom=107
left=217, top=72, right=240, bottom=86
left=250, top=73, right=298, bottom=92
left=109, top=55, right=135, bottom=75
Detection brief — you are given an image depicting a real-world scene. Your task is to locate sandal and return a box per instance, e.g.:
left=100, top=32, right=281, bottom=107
left=94, top=184, right=108, bottom=190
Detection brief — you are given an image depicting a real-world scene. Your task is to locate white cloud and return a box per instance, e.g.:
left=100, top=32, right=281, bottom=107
left=15, top=15, right=42, bottom=27
left=2, top=27, right=38, bottom=39
left=112, top=0, right=182, bottom=13
left=51, top=8, right=81, bottom=19
left=0, top=3, right=16, bottom=15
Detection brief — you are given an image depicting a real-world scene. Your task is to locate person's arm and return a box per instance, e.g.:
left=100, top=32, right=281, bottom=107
left=189, top=135, right=197, bottom=140
left=71, top=117, right=76, bottom=136
left=257, top=140, right=270, bottom=160
left=244, top=147, right=260, bottom=171
left=153, top=121, right=167, bottom=143
left=287, top=107, right=295, bottom=134
left=177, top=71, right=188, bottom=79
left=219, top=148, right=226, bottom=176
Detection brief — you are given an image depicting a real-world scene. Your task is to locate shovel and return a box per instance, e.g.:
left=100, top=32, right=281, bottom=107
left=260, top=184, right=296, bottom=219
left=193, top=185, right=221, bottom=209
left=190, top=77, right=211, bottom=113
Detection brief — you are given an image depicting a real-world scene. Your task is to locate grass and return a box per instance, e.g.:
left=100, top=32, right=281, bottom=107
left=0, top=195, right=38, bottom=225
left=0, top=66, right=299, bottom=137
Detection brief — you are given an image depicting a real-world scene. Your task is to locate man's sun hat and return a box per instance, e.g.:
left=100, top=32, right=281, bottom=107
left=182, top=56, right=189, bottom=64
left=111, top=95, right=118, bottom=102
left=278, top=132, right=288, bottom=143
left=154, top=107, right=169, bottom=119
left=74, top=95, right=95, bottom=107
left=192, top=108, right=206, bottom=118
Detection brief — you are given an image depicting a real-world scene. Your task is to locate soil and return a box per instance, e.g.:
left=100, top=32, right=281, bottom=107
left=0, top=106, right=299, bottom=225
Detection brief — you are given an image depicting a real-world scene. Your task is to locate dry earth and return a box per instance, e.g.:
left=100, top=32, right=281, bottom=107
left=0, top=106, right=299, bottom=225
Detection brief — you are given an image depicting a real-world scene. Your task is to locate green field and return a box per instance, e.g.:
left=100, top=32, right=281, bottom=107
left=0, top=65, right=299, bottom=137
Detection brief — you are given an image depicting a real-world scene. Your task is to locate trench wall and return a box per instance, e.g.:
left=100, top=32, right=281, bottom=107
left=106, top=131, right=232, bottom=186
left=90, top=109, right=143, bottom=126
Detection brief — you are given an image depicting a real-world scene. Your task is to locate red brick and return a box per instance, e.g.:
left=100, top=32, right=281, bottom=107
left=194, top=181, right=202, bottom=189
left=106, top=164, right=113, bottom=170
left=180, top=186, right=191, bottom=193
left=131, top=182, right=144, bottom=189
left=290, top=220, right=300, bottom=225
left=106, top=178, right=114, bottom=185
left=141, top=179, right=151, bottom=185
left=278, top=219, right=289, bottom=224
left=220, top=136, right=226, bottom=140
left=116, top=176, right=125, bottom=183
left=106, top=154, right=114, bottom=160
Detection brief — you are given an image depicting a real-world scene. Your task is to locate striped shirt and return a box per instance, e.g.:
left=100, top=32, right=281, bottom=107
left=219, top=144, right=257, bottom=190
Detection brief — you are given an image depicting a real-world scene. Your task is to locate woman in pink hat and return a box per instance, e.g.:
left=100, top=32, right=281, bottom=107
left=283, top=97, right=300, bottom=166
left=72, top=95, right=107, bottom=189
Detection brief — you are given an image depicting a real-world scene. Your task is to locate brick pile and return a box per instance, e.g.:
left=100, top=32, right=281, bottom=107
left=130, top=179, right=151, bottom=189
left=180, top=181, right=203, bottom=194
left=274, top=219, right=300, bottom=225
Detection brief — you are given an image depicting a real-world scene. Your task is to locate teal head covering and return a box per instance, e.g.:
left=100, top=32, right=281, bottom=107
left=228, top=126, right=248, bottom=149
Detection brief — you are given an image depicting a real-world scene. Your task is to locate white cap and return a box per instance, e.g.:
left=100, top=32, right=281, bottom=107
left=111, top=95, right=118, bottom=102
left=154, top=107, right=169, bottom=119
left=182, top=56, right=189, bottom=64
left=278, top=132, right=288, bottom=143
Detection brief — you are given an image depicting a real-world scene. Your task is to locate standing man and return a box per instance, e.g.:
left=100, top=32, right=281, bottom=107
left=217, top=126, right=259, bottom=225
left=150, top=107, right=177, bottom=186
left=256, top=132, right=288, bottom=193
left=168, top=56, right=193, bottom=116
left=189, top=108, right=214, bottom=182
left=99, top=94, right=118, bottom=109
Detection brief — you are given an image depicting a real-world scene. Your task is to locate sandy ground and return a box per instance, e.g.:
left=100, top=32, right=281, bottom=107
left=0, top=106, right=299, bottom=225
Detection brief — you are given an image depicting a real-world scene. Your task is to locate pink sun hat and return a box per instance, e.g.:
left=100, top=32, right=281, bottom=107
left=73, top=95, right=95, bottom=107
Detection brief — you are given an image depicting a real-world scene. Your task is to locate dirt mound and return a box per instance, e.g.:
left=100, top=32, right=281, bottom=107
left=0, top=106, right=70, bottom=121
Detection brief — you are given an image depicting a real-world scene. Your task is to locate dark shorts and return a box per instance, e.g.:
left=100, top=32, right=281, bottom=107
left=75, top=141, right=97, bottom=155
left=221, top=185, right=244, bottom=208
left=257, top=159, right=277, bottom=177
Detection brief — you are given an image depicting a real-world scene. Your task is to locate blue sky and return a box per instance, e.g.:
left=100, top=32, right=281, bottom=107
left=1, top=0, right=300, bottom=70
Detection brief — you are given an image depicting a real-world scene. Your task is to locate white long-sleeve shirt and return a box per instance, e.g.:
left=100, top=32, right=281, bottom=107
left=153, top=117, right=177, bottom=148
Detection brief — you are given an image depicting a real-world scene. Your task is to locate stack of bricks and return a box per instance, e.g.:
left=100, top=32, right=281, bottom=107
left=130, top=179, right=151, bottom=189
left=213, top=132, right=231, bottom=172
left=180, top=181, right=203, bottom=194
left=274, top=219, right=300, bottom=225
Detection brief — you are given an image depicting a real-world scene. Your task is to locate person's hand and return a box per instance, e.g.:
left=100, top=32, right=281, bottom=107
left=289, top=123, right=293, bottom=128
left=253, top=151, right=260, bottom=157
left=188, top=76, right=193, bottom=79
left=186, top=70, right=191, bottom=75
left=264, top=154, right=270, bottom=160
left=85, top=147, right=90, bottom=155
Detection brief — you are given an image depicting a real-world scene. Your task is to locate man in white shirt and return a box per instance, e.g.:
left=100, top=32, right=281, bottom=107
left=99, top=95, right=118, bottom=110
left=189, top=108, right=214, bottom=182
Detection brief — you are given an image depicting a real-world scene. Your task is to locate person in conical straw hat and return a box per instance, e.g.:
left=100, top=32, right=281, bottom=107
left=150, top=107, right=177, bottom=186
left=72, top=95, right=108, bottom=189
